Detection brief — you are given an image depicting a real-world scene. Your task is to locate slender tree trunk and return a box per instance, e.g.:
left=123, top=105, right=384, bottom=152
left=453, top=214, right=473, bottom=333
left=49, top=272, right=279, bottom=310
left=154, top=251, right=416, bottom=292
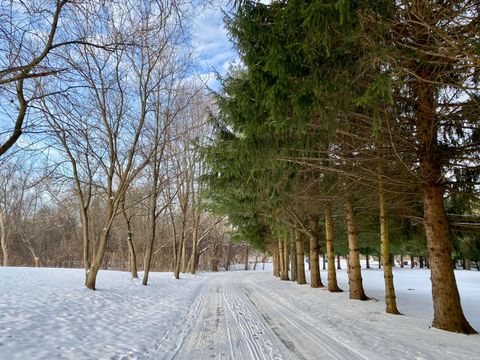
left=181, top=231, right=187, bottom=273
left=400, top=254, right=404, bottom=268
left=121, top=201, right=138, bottom=279
left=378, top=256, right=382, bottom=269
left=337, top=255, right=341, bottom=270
left=244, top=245, right=249, bottom=271
left=419, top=256, right=424, bottom=269
left=295, top=230, right=306, bottom=285
left=379, top=174, right=400, bottom=314
left=309, top=217, right=323, bottom=288
left=279, top=240, right=287, bottom=280
left=225, top=242, right=232, bottom=271
left=416, top=66, right=476, bottom=333
left=290, top=240, right=297, bottom=282
left=190, top=219, right=199, bottom=274
left=273, top=248, right=280, bottom=277
left=410, top=255, right=415, bottom=268
left=85, top=228, right=110, bottom=290
left=366, top=251, right=370, bottom=269
left=175, top=235, right=185, bottom=279
left=345, top=197, right=368, bottom=300
left=80, top=211, right=89, bottom=274
left=322, top=254, right=326, bottom=270
left=464, top=260, right=471, bottom=271
left=0, top=210, right=7, bottom=266
left=325, top=207, right=341, bottom=292
left=283, top=239, right=290, bottom=280
left=142, top=208, right=156, bottom=285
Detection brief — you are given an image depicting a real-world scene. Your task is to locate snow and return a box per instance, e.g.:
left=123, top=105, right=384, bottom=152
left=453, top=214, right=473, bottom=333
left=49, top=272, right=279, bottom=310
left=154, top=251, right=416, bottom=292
left=0, top=266, right=478, bottom=359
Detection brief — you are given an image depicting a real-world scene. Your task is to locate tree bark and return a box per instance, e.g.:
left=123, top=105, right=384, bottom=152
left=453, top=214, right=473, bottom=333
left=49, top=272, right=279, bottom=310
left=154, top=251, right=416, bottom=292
left=337, top=255, right=341, bottom=270
left=290, top=240, right=297, bottom=282
left=295, top=230, right=306, bottom=285
left=121, top=200, right=138, bottom=279
left=273, top=248, right=280, bottom=277
left=345, top=197, right=368, bottom=300
left=419, top=256, right=424, bottom=269
left=225, top=242, right=232, bottom=271
left=190, top=218, right=199, bottom=274
left=410, top=255, right=414, bottom=268
left=279, top=240, right=288, bottom=280
left=244, top=245, right=249, bottom=271
left=309, top=217, right=323, bottom=288
left=283, top=239, right=290, bottom=280
left=0, top=210, right=7, bottom=266
left=416, top=64, right=476, bottom=333
left=379, top=173, right=400, bottom=314
left=85, top=228, right=110, bottom=290
left=325, top=207, right=341, bottom=292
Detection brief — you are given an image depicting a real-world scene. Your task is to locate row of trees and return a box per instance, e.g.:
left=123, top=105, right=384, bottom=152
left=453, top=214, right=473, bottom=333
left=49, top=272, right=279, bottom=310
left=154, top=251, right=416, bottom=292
left=0, top=1, right=241, bottom=287
left=204, top=0, right=479, bottom=334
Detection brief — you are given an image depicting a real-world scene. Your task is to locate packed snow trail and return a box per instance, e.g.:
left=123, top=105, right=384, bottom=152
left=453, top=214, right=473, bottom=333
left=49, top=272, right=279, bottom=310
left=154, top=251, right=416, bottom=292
left=172, top=273, right=293, bottom=359
left=173, top=273, right=367, bottom=360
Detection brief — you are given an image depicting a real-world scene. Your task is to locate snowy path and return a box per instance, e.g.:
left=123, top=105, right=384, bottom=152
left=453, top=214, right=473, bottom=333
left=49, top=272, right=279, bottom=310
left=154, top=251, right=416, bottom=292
left=0, top=267, right=478, bottom=359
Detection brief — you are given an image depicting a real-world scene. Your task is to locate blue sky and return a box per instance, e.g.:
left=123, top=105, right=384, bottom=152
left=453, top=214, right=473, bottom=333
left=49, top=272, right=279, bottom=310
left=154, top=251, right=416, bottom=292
left=192, top=1, right=238, bottom=91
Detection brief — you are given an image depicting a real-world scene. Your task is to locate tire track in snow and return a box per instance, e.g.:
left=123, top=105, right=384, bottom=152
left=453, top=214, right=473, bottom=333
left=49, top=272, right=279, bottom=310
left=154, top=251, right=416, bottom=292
left=242, top=280, right=369, bottom=360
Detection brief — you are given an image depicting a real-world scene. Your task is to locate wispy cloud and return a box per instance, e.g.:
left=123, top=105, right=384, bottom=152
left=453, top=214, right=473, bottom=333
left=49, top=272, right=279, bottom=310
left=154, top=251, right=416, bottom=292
left=192, top=1, right=236, bottom=90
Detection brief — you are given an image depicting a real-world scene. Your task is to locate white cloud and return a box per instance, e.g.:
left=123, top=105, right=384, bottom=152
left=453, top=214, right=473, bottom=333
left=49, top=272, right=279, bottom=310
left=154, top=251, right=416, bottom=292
left=192, top=0, right=237, bottom=89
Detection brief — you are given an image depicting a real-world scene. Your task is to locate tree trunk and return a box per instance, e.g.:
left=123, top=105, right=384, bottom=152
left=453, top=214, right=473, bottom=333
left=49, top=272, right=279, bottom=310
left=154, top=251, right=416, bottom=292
left=295, top=230, right=306, bottom=285
left=410, top=255, right=414, bottom=268
left=85, top=229, right=110, bottom=290
left=190, top=220, right=199, bottom=274
left=309, top=217, right=323, bottom=288
left=400, top=254, right=404, bottom=268
left=80, top=210, right=89, bottom=274
left=175, top=235, right=185, bottom=279
left=337, top=255, right=341, bottom=270
left=279, top=240, right=288, bottom=280
left=121, top=201, right=138, bottom=279
left=0, top=210, right=7, bottom=266
left=325, top=207, right=341, bottom=292
left=283, top=239, right=290, bottom=280
left=225, top=242, right=232, bottom=271
left=416, top=67, right=476, bottom=333
left=464, top=259, right=471, bottom=271
left=244, top=245, right=249, bottom=271
left=378, top=256, right=382, bottom=269
left=273, top=248, right=280, bottom=277
left=290, top=240, right=297, bottom=282
left=322, top=254, right=326, bottom=270
left=366, top=251, right=370, bottom=269
left=419, top=256, right=424, bottom=269
left=345, top=197, right=368, bottom=300
left=379, top=174, right=400, bottom=314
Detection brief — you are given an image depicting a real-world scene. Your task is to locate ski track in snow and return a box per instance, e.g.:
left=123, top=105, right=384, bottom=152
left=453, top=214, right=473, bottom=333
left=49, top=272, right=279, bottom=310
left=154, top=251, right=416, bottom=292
left=0, top=266, right=478, bottom=360
left=173, top=274, right=293, bottom=360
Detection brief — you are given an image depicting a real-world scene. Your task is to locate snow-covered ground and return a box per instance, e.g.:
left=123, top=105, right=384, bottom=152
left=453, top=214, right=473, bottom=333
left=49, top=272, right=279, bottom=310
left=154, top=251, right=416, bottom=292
left=0, top=266, right=478, bottom=359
